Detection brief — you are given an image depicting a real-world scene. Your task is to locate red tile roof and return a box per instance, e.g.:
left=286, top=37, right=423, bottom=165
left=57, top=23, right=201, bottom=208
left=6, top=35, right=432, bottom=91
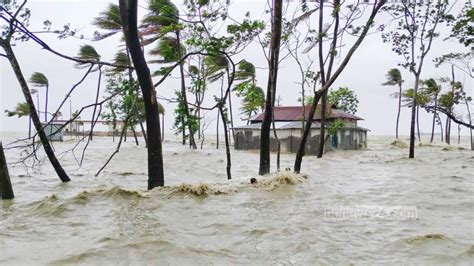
left=250, top=106, right=363, bottom=123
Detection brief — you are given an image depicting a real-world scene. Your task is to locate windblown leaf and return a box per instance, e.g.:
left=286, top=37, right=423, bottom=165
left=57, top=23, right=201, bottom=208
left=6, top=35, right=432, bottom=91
left=29, top=72, right=49, bottom=87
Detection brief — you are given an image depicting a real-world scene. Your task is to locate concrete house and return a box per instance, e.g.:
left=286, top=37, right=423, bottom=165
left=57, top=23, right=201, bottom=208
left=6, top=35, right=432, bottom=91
left=233, top=106, right=368, bottom=155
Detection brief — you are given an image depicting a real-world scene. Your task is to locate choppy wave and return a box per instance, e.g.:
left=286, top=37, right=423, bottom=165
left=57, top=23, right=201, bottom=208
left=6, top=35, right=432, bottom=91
left=2, top=135, right=473, bottom=265
left=72, top=186, right=148, bottom=201
left=391, top=139, right=408, bottom=148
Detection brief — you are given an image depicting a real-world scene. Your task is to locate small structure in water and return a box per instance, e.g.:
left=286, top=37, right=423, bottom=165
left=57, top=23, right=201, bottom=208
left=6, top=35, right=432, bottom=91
left=42, top=122, right=65, bottom=142
left=233, top=106, right=369, bottom=155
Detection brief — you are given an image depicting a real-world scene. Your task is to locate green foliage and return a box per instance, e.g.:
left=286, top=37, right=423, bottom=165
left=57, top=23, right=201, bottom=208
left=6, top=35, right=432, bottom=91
left=75, top=45, right=101, bottom=69
left=173, top=91, right=199, bottom=136
left=421, top=78, right=441, bottom=95
left=382, top=68, right=403, bottom=86
left=232, top=59, right=263, bottom=117
left=92, top=3, right=122, bottom=41
left=234, top=81, right=265, bottom=117
left=101, top=73, right=143, bottom=126
left=29, top=72, right=48, bottom=87
left=143, top=0, right=179, bottom=28
left=235, top=59, right=255, bottom=80
left=149, top=36, right=185, bottom=63
left=4, top=102, right=29, bottom=118
left=450, top=1, right=473, bottom=47
left=381, top=1, right=453, bottom=73
left=297, top=96, right=314, bottom=105
left=328, top=119, right=346, bottom=136
left=402, top=88, right=431, bottom=108
left=438, top=80, right=464, bottom=109
left=204, top=54, right=229, bottom=81
left=77, top=44, right=100, bottom=61
left=328, top=87, right=359, bottom=114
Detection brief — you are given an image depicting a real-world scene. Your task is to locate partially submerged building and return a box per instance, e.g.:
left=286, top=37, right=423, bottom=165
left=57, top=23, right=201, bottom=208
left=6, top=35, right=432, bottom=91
left=233, top=106, right=369, bottom=155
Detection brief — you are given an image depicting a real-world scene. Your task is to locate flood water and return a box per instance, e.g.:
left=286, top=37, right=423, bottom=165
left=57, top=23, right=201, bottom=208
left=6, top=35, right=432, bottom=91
left=0, top=134, right=473, bottom=265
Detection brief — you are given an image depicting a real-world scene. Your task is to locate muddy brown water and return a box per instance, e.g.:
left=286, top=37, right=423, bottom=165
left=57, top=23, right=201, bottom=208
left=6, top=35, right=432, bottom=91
left=0, top=134, right=473, bottom=265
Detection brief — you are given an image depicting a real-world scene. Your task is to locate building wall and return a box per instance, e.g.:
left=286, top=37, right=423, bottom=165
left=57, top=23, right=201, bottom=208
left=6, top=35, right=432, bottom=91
left=235, top=128, right=355, bottom=155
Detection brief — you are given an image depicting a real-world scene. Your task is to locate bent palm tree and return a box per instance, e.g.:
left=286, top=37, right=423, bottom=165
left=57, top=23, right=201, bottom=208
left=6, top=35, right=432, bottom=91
left=29, top=72, right=49, bottom=122
left=2, top=40, right=71, bottom=182
left=421, top=79, right=441, bottom=143
left=92, top=3, right=122, bottom=41
left=403, top=88, right=430, bottom=142
left=382, top=68, right=404, bottom=139
left=5, top=102, right=31, bottom=137
left=75, top=45, right=101, bottom=140
left=144, top=0, right=197, bottom=149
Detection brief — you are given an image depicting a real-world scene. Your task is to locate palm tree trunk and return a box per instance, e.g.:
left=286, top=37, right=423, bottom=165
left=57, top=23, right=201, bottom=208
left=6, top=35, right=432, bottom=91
left=430, top=94, right=437, bottom=143
left=28, top=116, right=32, bottom=139
left=45, top=84, right=49, bottom=122
left=408, top=76, right=419, bottom=158
left=438, top=113, right=444, bottom=142
left=216, top=109, right=220, bottom=149
left=416, top=105, right=421, bottom=142
left=457, top=124, right=461, bottom=145
left=131, top=125, right=139, bottom=145
left=259, top=0, right=283, bottom=176
left=219, top=105, right=231, bottom=180
left=396, top=84, right=402, bottom=139
left=445, top=116, right=450, bottom=144
left=120, top=0, right=164, bottom=189
left=1, top=39, right=70, bottom=182
left=464, top=90, right=474, bottom=150
left=176, top=31, right=197, bottom=149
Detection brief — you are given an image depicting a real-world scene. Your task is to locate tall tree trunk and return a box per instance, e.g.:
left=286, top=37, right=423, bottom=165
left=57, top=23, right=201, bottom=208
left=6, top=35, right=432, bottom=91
left=408, top=76, right=419, bottom=158
left=271, top=110, right=281, bottom=171
left=1, top=40, right=70, bottom=182
left=316, top=0, right=328, bottom=158
left=176, top=31, right=197, bottom=149
left=119, top=0, right=164, bottom=189
left=446, top=116, right=451, bottom=144
left=396, top=83, right=402, bottom=139
left=45, top=84, right=49, bottom=122
left=294, top=0, right=385, bottom=172
left=317, top=91, right=327, bottom=157
left=438, top=113, right=444, bottom=142
left=416, top=105, right=421, bottom=142
left=217, top=77, right=224, bottom=149
left=161, top=115, right=164, bottom=142
left=457, top=124, right=461, bottom=145
left=227, top=88, right=235, bottom=143
left=127, top=46, right=148, bottom=146
left=430, top=93, right=437, bottom=143
left=227, top=69, right=235, bottom=143
left=294, top=92, right=322, bottom=173
left=28, top=117, right=32, bottom=139
left=216, top=110, right=220, bottom=149
left=131, top=125, right=139, bottom=145
left=0, top=142, right=15, bottom=200
left=464, top=89, right=474, bottom=150
left=182, top=116, right=186, bottom=145
left=446, top=65, right=456, bottom=145
left=259, top=0, right=283, bottom=176
left=219, top=105, right=231, bottom=180
left=89, top=67, right=102, bottom=141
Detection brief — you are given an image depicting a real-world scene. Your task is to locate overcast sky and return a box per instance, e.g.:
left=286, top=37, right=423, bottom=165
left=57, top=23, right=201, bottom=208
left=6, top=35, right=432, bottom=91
left=1, top=0, right=472, bottom=138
